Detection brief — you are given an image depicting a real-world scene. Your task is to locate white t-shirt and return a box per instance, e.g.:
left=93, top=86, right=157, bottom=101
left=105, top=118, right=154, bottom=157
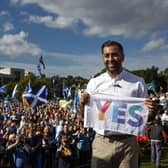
left=86, top=70, right=148, bottom=135
left=161, top=113, right=168, bottom=125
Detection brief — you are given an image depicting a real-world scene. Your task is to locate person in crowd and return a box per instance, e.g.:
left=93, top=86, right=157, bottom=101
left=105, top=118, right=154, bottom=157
left=76, top=127, right=92, bottom=167
left=6, top=134, right=28, bottom=168
left=6, top=133, right=17, bottom=167
left=57, top=135, right=73, bottom=168
left=161, top=110, right=168, bottom=134
left=58, top=124, right=72, bottom=141
left=147, top=119, right=167, bottom=168
left=41, top=125, right=57, bottom=168
left=79, top=40, right=157, bottom=168
left=0, top=137, right=6, bottom=167
left=55, top=120, right=64, bottom=140
left=30, top=126, right=43, bottom=168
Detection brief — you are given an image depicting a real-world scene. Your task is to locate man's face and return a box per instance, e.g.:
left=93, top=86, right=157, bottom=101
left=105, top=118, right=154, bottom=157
left=102, top=45, right=124, bottom=75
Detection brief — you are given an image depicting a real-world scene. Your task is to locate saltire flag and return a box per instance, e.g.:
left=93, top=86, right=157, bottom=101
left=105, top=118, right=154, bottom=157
left=22, top=81, right=32, bottom=108
left=22, top=97, right=32, bottom=109
left=71, top=93, right=80, bottom=114
left=62, top=82, right=67, bottom=99
left=12, top=84, right=18, bottom=99
left=22, top=85, right=48, bottom=108
left=39, top=55, right=45, bottom=69
left=0, top=85, right=6, bottom=93
left=67, top=87, right=72, bottom=99
left=24, top=80, right=32, bottom=93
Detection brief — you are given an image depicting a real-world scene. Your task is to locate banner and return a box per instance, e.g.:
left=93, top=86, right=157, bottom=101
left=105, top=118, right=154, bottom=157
left=22, top=85, right=48, bottom=108
left=84, top=94, right=148, bottom=136
left=0, top=85, right=6, bottom=93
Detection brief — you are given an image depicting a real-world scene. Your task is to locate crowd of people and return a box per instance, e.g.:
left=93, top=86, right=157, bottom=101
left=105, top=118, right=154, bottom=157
left=0, top=100, right=95, bottom=168
left=0, top=92, right=167, bottom=168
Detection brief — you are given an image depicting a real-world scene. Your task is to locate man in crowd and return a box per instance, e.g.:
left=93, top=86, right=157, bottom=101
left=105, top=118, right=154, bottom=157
left=79, top=40, right=157, bottom=168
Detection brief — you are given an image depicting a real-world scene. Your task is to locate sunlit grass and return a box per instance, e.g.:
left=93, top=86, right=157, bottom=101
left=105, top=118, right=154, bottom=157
left=140, top=144, right=168, bottom=168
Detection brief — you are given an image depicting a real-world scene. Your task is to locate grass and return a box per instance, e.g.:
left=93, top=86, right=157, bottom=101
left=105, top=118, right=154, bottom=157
left=140, top=143, right=168, bottom=168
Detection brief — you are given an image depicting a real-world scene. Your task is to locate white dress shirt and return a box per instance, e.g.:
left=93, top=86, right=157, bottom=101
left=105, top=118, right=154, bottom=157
left=86, top=70, right=148, bottom=135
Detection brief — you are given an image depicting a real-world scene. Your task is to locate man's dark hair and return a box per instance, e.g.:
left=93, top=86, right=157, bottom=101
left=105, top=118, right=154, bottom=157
left=101, top=40, right=124, bottom=56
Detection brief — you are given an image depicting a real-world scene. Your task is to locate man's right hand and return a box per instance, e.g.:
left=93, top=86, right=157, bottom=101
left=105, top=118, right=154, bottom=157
left=79, top=91, right=90, bottom=118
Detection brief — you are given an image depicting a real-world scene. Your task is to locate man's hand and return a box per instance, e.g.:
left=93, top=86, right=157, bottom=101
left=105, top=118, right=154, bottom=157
left=145, top=98, right=158, bottom=119
left=79, top=92, right=90, bottom=118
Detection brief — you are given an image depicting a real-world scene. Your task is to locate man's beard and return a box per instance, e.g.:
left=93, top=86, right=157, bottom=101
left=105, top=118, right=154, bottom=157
left=105, top=61, right=122, bottom=74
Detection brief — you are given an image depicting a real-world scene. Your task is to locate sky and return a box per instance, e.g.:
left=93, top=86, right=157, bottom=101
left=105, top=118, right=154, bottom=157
left=0, top=0, right=168, bottom=79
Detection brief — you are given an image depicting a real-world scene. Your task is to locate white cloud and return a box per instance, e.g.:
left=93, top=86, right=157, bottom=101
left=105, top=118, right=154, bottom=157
left=0, top=11, right=9, bottom=16
left=28, top=15, right=77, bottom=28
left=0, top=31, right=42, bottom=57
left=10, top=0, right=168, bottom=37
left=142, top=38, right=168, bottom=52
left=3, top=22, right=14, bottom=32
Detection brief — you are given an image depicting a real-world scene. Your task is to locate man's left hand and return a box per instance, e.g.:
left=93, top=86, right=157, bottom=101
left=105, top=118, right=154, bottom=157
left=145, top=98, right=158, bottom=116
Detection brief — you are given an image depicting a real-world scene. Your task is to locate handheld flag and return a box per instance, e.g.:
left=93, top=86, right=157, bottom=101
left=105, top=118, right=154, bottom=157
left=37, top=63, right=42, bottom=76
left=22, top=81, right=32, bottom=109
left=71, top=93, right=80, bottom=114
left=22, top=85, right=48, bottom=108
left=12, top=84, right=18, bottom=99
left=0, top=85, right=6, bottom=93
left=4, top=95, right=11, bottom=111
left=24, top=81, right=32, bottom=93
left=67, top=87, right=72, bottom=99
left=39, top=55, right=45, bottom=69
left=147, top=80, right=156, bottom=93
left=59, top=99, right=72, bottom=109
left=62, top=82, right=67, bottom=99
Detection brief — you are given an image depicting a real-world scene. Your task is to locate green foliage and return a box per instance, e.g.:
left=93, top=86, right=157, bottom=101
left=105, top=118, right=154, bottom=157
left=2, top=66, right=168, bottom=101
left=131, top=66, right=167, bottom=92
left=93, top=65, right=168, bottom=93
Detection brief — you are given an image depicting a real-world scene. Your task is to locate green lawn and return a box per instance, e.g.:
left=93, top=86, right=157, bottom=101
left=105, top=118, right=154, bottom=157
left=140, top=144, right=168, bottom=168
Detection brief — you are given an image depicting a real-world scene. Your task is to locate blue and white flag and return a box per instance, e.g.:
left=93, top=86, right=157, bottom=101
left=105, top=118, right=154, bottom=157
left=67, top=87, right=72, bottom=99
left=4, top=95, right=11, bottom=111
left=22, top=85, right=48, bottom=108
left=62, top=82, right=67, bottom=99
left=25, top=81, right=32, bottom=93
left=0, top=85, right=6, bottom=93
left=84, top=93, right=148, bottom=136
left=147, top=81, right=156, bottom=93
left=71, top=94, right=80, bottom=114
left=37, top=63, right=42, bottom=76
left=12, top=84, right=18, bottom=99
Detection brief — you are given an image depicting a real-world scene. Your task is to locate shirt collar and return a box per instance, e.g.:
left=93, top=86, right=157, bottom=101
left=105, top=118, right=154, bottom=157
left=105, top=69, right=126, bottom=80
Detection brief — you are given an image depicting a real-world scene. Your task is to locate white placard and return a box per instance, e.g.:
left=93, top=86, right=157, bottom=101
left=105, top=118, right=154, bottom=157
left=84, top=94, right=148, bottom=136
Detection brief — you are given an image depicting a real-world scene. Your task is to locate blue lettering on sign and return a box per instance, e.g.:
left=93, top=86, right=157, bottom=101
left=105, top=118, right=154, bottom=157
left=111, top=103, right=143, bottom=127
left=112, top=102, right=127, bottom=124
left=127, top=105, right=143, bottom=127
